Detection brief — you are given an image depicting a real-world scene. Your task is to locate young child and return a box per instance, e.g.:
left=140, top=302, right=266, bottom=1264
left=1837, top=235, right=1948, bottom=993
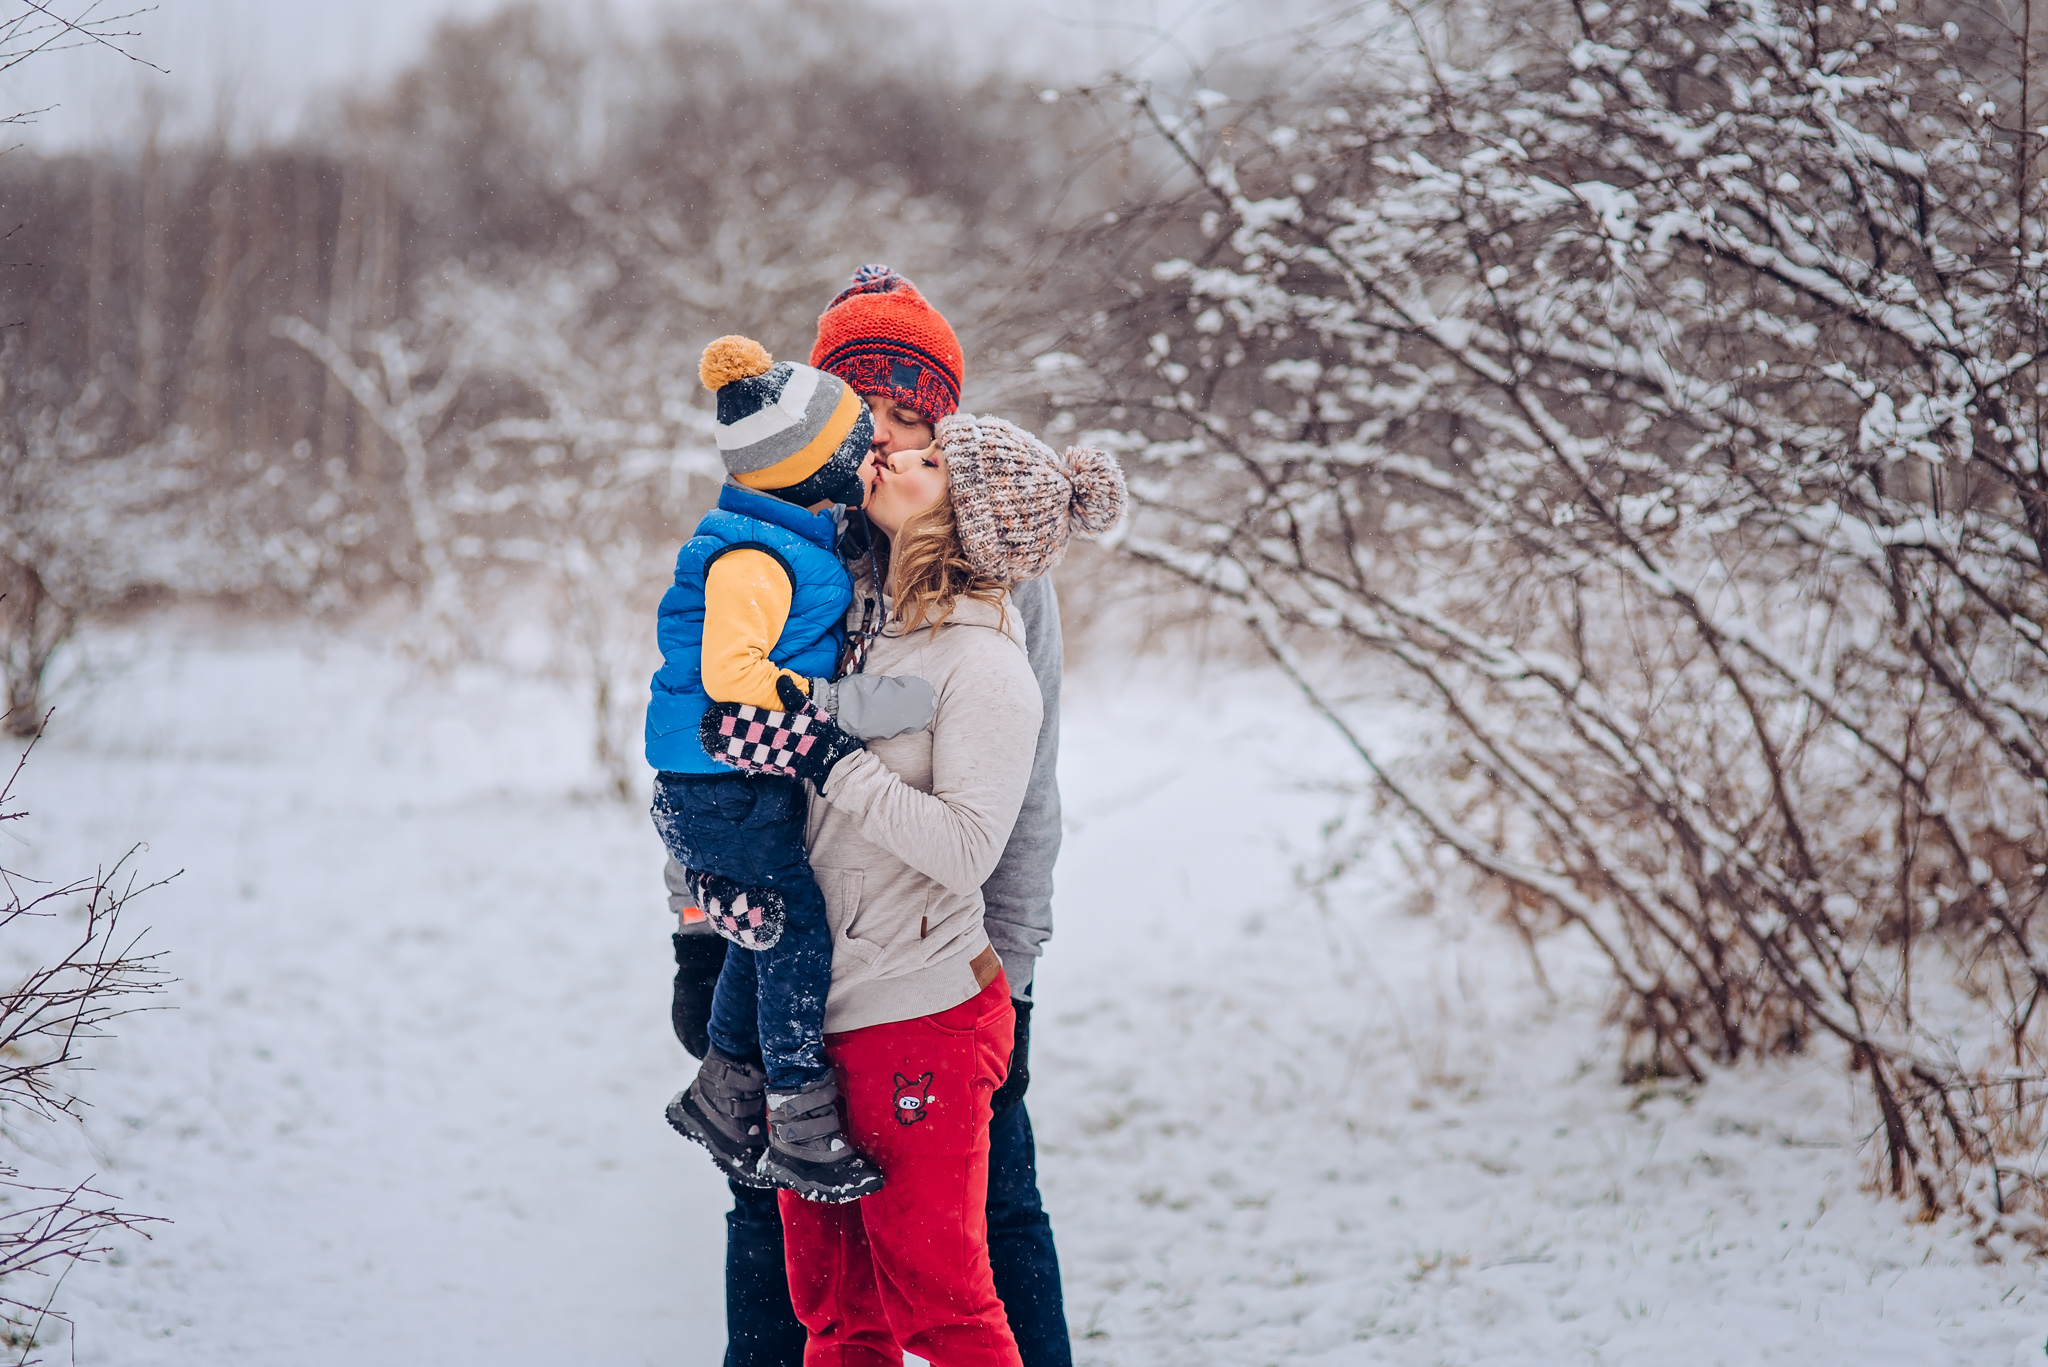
left=648, top=336, right=931, bottom=1202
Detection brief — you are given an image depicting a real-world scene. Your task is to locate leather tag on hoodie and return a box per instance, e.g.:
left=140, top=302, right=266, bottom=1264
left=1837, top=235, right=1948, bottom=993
left=971, top=946, right=1002, bottom=990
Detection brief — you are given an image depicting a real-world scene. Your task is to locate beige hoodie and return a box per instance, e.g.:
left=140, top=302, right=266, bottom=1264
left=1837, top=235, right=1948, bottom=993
left=806, top=592, right=1044, bottom=1033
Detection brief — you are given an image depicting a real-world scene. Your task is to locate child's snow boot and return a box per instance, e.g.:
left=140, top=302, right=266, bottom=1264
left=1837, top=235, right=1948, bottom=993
left=666, top=1050, right=774, bottom=1188
left=759, top=1076, right=886, bottom=1203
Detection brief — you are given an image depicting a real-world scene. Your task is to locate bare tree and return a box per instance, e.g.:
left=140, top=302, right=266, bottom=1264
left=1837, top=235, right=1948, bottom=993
left=0, top=15, right=173, bottom=1353
left=273, top=315, right=478, bottom=655
left=0, top=724, right=169, bottom=1355
left=1062, top=0, right=2048, bottom=1239
left=0, top=2, right=160, bottom=83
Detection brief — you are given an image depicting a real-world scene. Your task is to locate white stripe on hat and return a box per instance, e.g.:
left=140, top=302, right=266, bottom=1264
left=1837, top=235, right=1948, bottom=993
left=715, top=365, right=822, bottom=452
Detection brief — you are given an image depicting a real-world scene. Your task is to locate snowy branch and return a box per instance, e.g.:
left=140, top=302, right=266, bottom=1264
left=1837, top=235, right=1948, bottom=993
left=1068, top=0, right=2048, bottom=1238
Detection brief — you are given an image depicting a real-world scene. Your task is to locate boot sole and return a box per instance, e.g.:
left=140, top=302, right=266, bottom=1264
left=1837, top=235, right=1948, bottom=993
left=758, top=1151, right=887, bottom=1204
left=666, top=1089, right=775, bottom=1190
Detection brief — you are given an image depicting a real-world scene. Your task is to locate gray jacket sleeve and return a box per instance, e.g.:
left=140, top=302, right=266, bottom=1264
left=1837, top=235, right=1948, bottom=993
left=665, top=855, right=721, bottom=935
left=981, top=573, right=1063, bottom=996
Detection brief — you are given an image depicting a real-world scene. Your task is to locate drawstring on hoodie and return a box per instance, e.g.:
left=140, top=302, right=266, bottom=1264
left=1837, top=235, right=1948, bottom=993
left=838, top=508, right=887, bottom=678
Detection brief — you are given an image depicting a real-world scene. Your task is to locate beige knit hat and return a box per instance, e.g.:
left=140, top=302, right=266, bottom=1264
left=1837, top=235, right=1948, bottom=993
left=936, top=414, right=1127, bottom=585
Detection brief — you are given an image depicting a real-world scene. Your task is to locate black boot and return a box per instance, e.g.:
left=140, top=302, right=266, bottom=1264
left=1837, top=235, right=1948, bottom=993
left=759, top=1075, right=886, bottom=1203
left=667, top=1050, right=774, bottom=1188
left=670, top=930, right=727, bottom=1060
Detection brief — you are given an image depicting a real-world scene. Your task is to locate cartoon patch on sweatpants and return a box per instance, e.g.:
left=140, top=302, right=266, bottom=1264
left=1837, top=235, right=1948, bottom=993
left=893, top=1072, right=935, bottom=1125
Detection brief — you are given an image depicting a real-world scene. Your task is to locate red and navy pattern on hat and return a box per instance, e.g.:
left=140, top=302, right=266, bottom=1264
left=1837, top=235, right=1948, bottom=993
left=818, top=345, right=962, bottom=426
left=711, top=703, right=820, bottom=778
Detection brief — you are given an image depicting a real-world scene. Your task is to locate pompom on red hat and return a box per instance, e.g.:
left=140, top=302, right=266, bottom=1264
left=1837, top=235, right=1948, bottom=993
left=810, top=264, right=964, bottom=426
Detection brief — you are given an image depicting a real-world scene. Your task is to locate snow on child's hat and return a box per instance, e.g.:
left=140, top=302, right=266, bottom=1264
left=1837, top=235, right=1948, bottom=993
left=700, top=336, right=874, bottom=508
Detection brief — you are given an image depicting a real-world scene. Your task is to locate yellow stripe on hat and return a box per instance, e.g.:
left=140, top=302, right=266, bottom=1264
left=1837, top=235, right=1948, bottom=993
left=733, top=383, right=864, bottom=492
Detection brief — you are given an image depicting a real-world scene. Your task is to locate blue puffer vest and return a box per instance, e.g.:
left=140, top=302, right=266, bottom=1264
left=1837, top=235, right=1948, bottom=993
left=644, top=484, right=854, bottom=775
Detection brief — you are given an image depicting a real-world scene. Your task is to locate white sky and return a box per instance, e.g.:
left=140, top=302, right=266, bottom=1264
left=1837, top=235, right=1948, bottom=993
left=1, top=0, right=1332, bottom=150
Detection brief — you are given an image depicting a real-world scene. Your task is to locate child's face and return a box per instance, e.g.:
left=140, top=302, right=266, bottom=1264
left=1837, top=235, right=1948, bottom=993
left=861, top=443, right=947, bottom=540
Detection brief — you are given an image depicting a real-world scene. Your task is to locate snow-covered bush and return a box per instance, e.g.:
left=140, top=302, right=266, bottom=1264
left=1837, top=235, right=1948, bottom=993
left=1058, top=0, right=2048, bottom=1237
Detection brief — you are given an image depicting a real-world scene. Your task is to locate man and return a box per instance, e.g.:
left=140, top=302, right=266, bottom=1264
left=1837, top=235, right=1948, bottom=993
left=666, top=264, right=1072, bottom=1367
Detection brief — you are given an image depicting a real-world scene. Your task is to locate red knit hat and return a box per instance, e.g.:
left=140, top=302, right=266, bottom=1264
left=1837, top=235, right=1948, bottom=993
left=810, top=265, right=964, bottom=425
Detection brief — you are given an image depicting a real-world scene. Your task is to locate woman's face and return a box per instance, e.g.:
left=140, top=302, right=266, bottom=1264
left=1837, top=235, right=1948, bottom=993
left=861, top=443, right=948, bottom=540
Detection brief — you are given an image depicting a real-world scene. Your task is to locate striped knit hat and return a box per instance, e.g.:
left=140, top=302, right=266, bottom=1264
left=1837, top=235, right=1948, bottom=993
left=936, top=414, right=1127, bottom=586
left=810, top=265, right=964, bottom=425
left=701, top=336, right=874, bottom=508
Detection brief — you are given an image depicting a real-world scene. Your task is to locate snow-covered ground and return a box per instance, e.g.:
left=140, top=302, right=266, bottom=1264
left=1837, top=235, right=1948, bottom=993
left=14, top=620, right=2046, bottom=1364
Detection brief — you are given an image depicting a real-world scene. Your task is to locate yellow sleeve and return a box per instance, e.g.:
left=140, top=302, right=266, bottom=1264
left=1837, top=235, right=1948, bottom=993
left=700, top=549, right=814, bottom=708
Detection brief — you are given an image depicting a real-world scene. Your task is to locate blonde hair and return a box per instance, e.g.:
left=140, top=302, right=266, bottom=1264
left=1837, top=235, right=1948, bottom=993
left=887, top=492, right=1007, bottom=633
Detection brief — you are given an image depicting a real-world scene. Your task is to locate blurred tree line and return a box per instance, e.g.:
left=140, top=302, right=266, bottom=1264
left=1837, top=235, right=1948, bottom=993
left=0, top=0, right=1124, bottom=766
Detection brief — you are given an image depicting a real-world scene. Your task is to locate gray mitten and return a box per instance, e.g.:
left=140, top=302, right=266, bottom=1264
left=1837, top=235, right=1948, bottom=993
left=808, top=673, right=937, bottom=741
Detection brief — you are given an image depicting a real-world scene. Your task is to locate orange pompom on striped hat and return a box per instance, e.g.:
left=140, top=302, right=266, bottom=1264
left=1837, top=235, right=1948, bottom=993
left=700, top=335, right=874, bottom=508
left=810, top=265, right=964, bottom=425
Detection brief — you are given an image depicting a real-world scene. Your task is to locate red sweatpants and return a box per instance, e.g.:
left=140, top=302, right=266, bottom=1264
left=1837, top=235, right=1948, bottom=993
left=779, top=977, right=1021, bottom=1367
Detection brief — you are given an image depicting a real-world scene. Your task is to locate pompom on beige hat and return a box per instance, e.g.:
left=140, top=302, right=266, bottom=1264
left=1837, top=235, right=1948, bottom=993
left=935, top=414, right=1127, bottom=586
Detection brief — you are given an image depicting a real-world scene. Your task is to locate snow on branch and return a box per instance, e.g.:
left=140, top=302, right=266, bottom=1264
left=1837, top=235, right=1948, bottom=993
left=1063, top=0, right=2048, bottom=1245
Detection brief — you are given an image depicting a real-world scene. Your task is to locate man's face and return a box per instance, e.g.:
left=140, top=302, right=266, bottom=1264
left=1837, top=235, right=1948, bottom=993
left=863, top=395, right=934, bottom=457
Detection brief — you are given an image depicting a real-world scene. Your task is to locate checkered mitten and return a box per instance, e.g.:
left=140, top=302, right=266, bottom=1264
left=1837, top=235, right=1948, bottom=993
left=699, top=676, right=864, bottom=785
left=691, top=871, right=788, bottom=951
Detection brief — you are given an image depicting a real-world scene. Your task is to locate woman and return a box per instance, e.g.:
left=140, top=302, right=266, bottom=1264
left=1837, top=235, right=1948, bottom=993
left=710, top=413, right=1121, bottom=1365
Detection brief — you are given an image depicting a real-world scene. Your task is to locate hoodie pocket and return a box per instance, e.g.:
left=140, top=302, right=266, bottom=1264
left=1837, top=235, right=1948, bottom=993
left=909, top=898, right=965, bottom=967
left=821, top=867, right=879, bottom=964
